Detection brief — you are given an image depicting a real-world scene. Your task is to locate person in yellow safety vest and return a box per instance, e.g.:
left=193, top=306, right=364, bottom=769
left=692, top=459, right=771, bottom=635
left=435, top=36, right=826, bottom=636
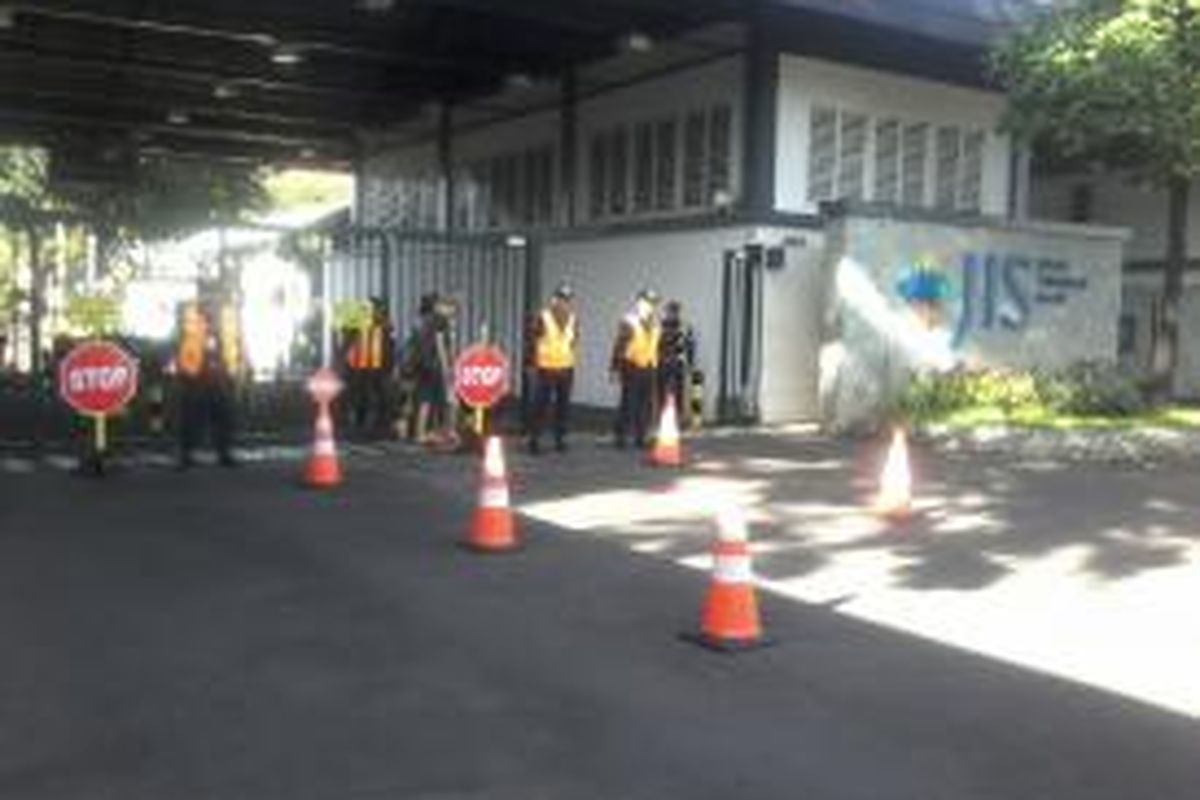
left=173, top=296, right=244, bottom=469
left=341, top=296, right=395, bottom=436
left=526, top=283, right=578, bottom=455
left=610, top=288, right=661, bottom=450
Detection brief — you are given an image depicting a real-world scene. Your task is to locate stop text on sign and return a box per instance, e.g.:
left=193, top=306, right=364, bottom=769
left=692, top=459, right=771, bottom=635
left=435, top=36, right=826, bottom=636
left=58, top=340, right=140, bottom=416
left=458, top=365, right=504, bottom=388
left=453, top=344, right=510, bottom=409
left=67, top=365, right=132, bottom=395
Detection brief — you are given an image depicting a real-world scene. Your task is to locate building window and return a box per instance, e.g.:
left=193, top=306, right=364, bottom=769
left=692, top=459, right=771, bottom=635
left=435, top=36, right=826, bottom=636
left=874, top=118, right=901, bottom=204
left=708, top=103, right=733, bottom=202
left=935, top=125, right=962, bottom=210
left=807, top=105, right=837, bottom=203
left=589, top=132, right=607, bottom=220
left=518, top=149, right=536, bottom=226
left=503, top=154, right=521, bottom=228
left=1069, top=182, right=1094, bottom=224
left=655, top=118, right=678, bottom=211
left=683, top=109, right=708, bottom=207
left=609, top=127, right=629, bottom=216
left=535, top=146, right=554, bottom=226
left=837, top=111, right=867, bottom=202
left=453, top=167, right=472, bottom=230
left=901, top=122, right=929, bottom=207
left=958, top=130, right=984, bottom=212
left=633, top=121, right=654, bottom=213
left=1118, top=313, right=1137, bottom=356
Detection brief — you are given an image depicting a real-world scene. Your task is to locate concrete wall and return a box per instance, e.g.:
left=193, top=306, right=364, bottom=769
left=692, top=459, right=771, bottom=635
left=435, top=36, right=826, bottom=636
left=775, top=55, right=1012, bottom=216
left=820, top=212, right=1127, bottom=430
left=540, top=224, right=825, bottom=422
left=1029, top=173, right=1185, bottom=264
left=1031, top=173, right=1200, bottom=397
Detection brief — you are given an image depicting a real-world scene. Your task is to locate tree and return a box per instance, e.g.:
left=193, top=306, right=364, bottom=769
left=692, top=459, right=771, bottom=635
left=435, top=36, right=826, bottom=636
left=0, top=145, right=268, bottom=370
left=991, top=0, right=1200, bottom=397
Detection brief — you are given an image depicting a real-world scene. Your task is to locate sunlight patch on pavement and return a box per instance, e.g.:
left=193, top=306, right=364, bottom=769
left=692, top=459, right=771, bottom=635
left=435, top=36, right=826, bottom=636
left=521, top=475, right=1200, bottom=719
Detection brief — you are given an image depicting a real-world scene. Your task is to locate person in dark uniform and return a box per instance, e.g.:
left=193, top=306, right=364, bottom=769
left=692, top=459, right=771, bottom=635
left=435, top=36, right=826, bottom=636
left=342, top=296, right=395, bottom=436
left=173, top=293, right=244, bottom=469
left=658, top=300, right=697, bottom=423
left=610, top=288, right=661, bottom=449
left=527, top=283, right=578, bottom=454
left=413, top=293, right=451, bottom=444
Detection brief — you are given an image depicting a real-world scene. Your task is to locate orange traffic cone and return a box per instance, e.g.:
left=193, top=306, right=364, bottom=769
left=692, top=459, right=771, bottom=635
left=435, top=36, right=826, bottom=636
left=875, top=427, right=913, bottom=520
left=464, top=436, right=519, bottom=553
left=685, top=506, right=771, bottom=652
left=648, top=395, right=684, bottom=467
left=304, top=401, right=342, bottom=488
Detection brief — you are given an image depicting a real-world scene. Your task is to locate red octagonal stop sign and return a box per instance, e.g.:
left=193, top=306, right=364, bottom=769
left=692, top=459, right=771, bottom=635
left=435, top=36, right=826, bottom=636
left=454, top=344, right=510, bottom=409
left=58, top=340, right=140, bottom=416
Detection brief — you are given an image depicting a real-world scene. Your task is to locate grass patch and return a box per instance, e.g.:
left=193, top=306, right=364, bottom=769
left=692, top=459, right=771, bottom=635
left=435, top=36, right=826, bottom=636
left=930, top=405, right=1200, bottom=430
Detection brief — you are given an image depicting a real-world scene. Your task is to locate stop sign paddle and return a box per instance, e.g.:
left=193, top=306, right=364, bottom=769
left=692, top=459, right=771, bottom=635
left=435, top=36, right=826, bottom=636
left=454, top=344, right=510, bottom=436
left=58, top=340, right=140, bottom=460
left=454, top=344, right=510, bottom=409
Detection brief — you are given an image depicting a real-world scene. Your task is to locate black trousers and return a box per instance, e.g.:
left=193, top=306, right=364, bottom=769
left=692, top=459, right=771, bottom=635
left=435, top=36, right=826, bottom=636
left=616, top=366, right=656, bottom=447
left=659, top=368, right=686, bottom=417
left=178, top=376, right=235, bottom=462
left=530, top=368, right=574, bottom=445
left=347, top=369, right=390, bottom=432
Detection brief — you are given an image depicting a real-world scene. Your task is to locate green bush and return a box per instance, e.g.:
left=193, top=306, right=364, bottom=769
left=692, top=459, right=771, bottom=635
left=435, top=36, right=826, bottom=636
left=898, top=362, right=1146, bottom=424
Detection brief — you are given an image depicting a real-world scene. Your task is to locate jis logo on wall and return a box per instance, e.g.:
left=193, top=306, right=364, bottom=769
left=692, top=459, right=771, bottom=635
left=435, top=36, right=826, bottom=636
left=896, top=252, right=1089, bottom=348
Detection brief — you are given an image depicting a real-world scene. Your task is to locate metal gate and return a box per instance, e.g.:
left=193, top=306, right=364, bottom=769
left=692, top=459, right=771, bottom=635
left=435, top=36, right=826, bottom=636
left=717, top=245, right=764, bottom=424
left=328, top=229, right=533, bottom=369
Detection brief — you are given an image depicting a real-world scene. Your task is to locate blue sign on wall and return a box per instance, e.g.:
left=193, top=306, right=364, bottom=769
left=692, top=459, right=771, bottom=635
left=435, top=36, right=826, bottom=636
left=896, top=252, right=1089, bottom=348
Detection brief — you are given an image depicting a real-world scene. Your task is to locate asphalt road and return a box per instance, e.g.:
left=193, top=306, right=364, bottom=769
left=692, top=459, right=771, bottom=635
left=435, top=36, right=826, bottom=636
left=0, top=455, right=1197, bottom=799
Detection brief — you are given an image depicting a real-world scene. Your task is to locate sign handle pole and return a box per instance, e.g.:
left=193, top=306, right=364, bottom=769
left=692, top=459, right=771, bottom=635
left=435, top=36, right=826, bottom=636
left=94, top=413, right=108, bottom=455
left=473, top=405, right=484, bottom=437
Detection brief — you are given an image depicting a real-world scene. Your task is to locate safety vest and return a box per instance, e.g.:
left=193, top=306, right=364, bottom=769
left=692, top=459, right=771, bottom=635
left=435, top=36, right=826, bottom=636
left=624, top=315, right=660, bottom=369
left=177, top=304, right=207, bottom=377
left=177, top=303, right=242, bottom=377
left=348, top=324, right=386, bottom=370
left=535, top=310, right=577, bottom=370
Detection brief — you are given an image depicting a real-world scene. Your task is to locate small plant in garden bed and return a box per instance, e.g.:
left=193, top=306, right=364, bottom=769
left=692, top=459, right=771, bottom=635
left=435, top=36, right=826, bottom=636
left=896, top=363, right=1197, bottom=429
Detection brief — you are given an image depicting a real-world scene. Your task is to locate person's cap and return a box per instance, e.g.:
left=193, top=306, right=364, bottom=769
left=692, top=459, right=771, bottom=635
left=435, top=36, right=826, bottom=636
left=638, top=288, right=661, bottom=304
left=553, top=283, right=574, bottom=300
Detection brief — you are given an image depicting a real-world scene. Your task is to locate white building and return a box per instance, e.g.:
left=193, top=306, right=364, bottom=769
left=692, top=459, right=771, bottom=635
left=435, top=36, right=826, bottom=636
left=337, top=0, right=1126, bottom=429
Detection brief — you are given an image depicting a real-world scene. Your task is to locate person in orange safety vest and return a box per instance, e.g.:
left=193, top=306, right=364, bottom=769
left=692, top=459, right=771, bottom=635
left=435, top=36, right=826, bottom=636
left=340, top=296, right=395, bottom=436
left=174, top=295, right=244, bottom=469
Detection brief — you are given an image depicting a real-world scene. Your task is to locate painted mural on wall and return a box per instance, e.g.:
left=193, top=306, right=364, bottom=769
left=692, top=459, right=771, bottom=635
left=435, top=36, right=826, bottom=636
left=895, top=250, right=1090, bottom=352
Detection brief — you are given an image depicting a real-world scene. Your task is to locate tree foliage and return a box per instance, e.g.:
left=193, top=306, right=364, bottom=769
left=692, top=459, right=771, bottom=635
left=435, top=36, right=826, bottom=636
left=991, top=0, right=1200, bottom=394
left=991, top=0, right=1200, bottom=184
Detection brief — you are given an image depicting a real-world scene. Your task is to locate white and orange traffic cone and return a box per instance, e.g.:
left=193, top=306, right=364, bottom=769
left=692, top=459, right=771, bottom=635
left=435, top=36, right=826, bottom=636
left=685, top=506, right=771, bottom=652
left=875, top=427, right=913, bottom=521
left=648, top=395, right=684, bottom=467
left=464, top=436, right=519, bottom=553
left=305, top=401, right=342, bottom=488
